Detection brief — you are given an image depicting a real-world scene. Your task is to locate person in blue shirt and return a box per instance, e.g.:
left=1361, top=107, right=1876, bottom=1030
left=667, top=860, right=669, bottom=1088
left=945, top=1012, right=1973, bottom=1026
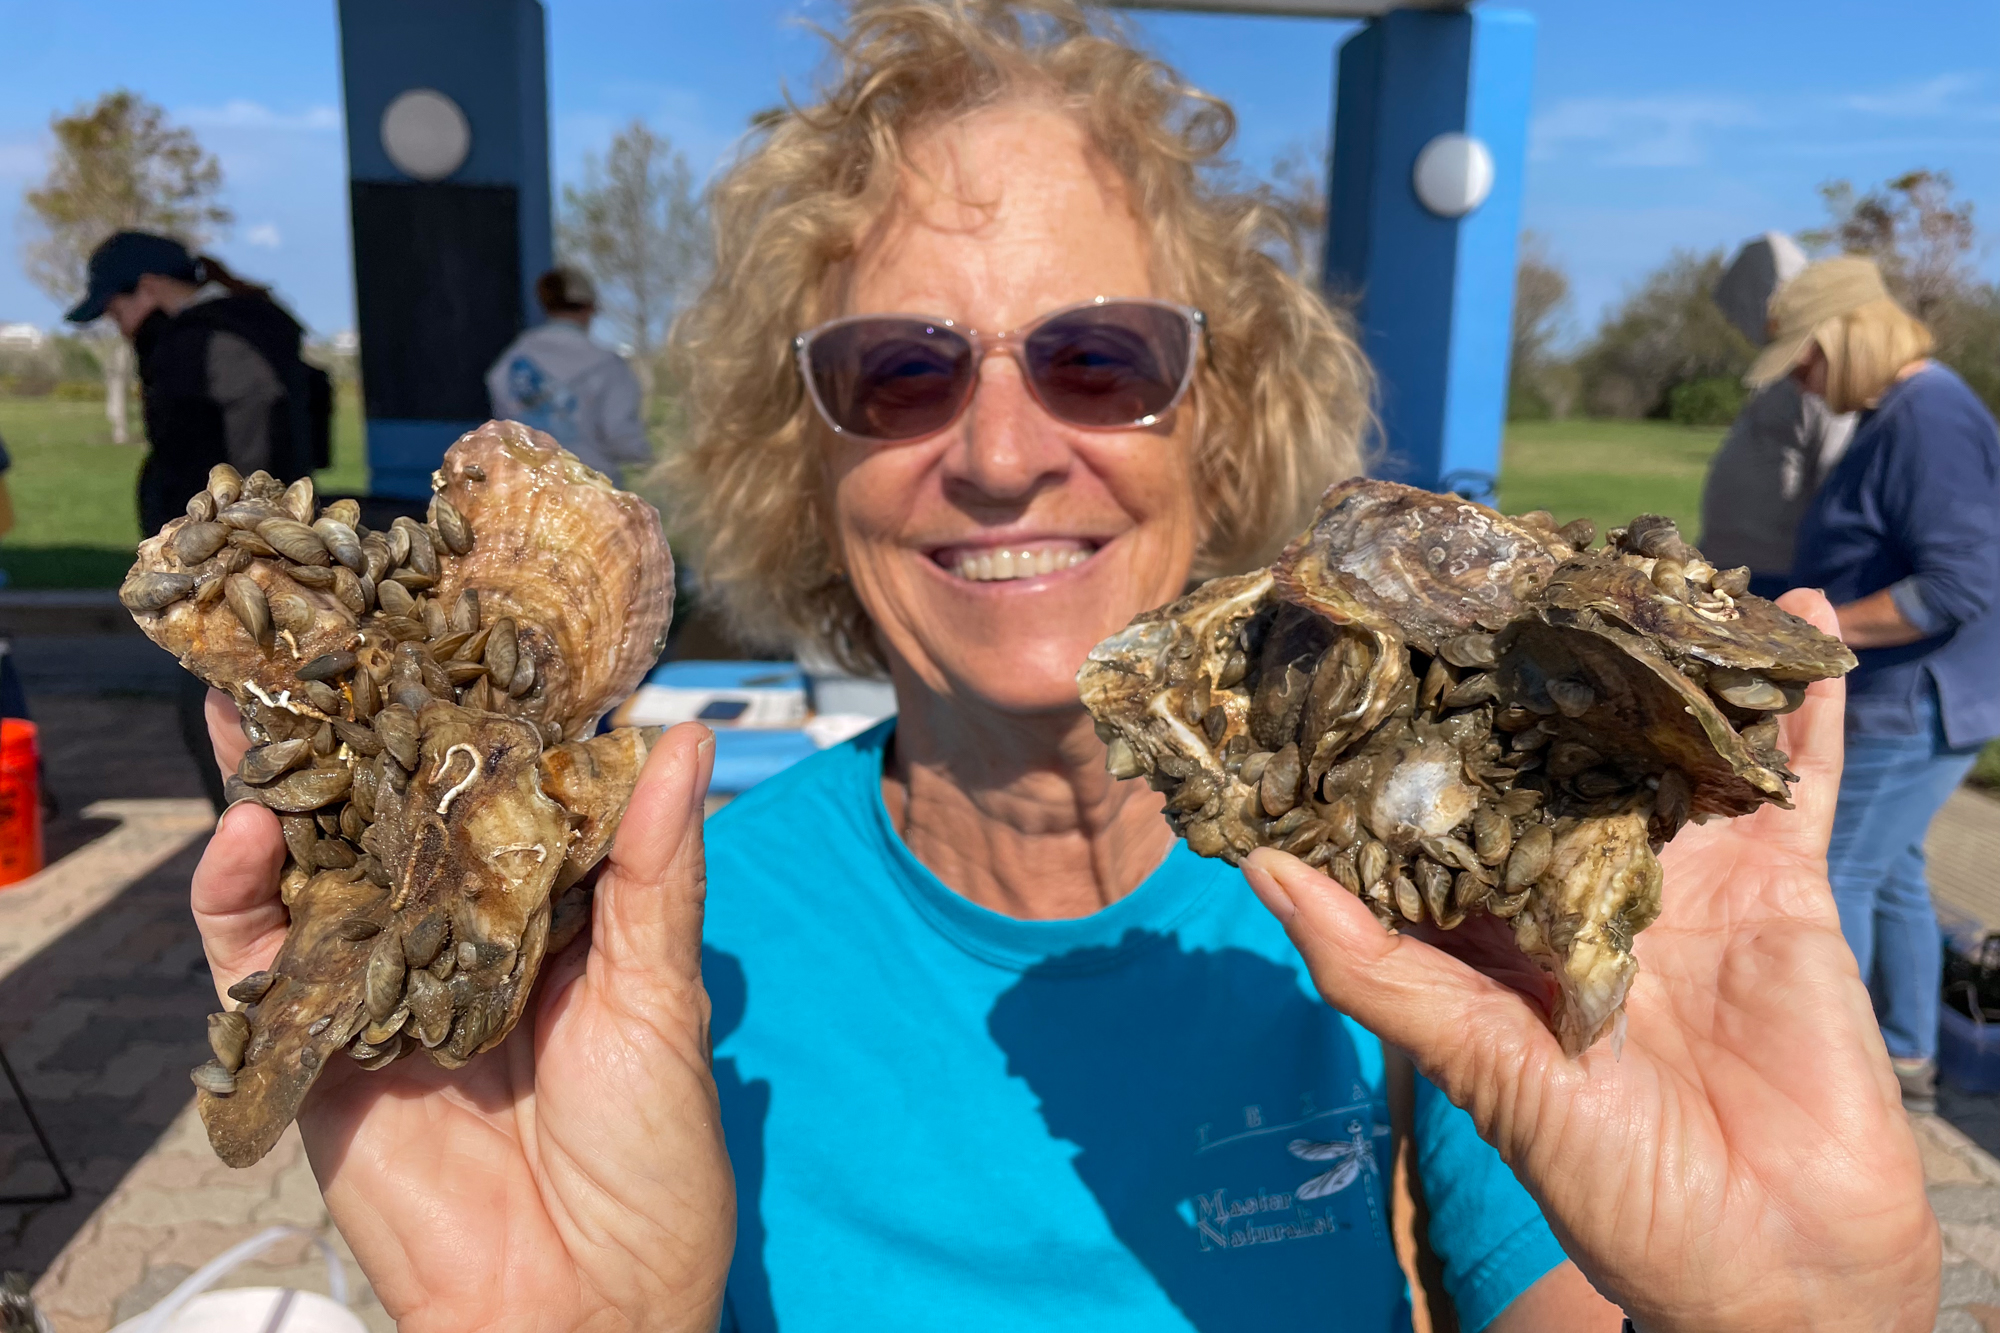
left=1775, top=256, right=2000, bottom=1113
left=184, top=4, right=1939, bottom=1330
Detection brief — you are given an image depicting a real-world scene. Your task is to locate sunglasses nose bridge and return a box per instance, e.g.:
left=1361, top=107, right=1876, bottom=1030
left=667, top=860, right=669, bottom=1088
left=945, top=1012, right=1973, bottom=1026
left=958, top=328, right=1034, bottom=390
left=959, top=338, right=1043, bottom=424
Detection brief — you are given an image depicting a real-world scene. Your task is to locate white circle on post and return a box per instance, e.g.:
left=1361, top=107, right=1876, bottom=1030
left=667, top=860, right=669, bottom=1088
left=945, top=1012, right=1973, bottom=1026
left=380, top=89, right=471, bottom=182
left=1412, top=133, right=1495, bottom=219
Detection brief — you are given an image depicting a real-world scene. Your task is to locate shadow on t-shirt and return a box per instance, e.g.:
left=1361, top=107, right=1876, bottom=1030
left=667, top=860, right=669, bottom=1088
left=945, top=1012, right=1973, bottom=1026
left=986, top=931, right=1405, bottom=1331
left=707, top=946, right=777, bottom=1329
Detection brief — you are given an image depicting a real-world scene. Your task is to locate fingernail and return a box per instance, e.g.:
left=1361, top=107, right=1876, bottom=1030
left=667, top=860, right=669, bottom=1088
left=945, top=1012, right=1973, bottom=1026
left=218, top=797, right=260, bottom=825
left=1242, top=850, right=1297, bottom=924
left=689, top=728, right=716, bottom=815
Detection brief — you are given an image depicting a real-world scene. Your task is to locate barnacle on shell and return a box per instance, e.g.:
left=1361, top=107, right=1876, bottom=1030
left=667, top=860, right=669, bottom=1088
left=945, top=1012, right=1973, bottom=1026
left=123, top=421, right=673, bottom=1165
left=1079, top=479, right=1855, bottom=1055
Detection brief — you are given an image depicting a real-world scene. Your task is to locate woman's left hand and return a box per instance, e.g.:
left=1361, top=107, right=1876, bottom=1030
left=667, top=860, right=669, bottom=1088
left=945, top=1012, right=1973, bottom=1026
left=1242, top=589, right=1940, bottom=1332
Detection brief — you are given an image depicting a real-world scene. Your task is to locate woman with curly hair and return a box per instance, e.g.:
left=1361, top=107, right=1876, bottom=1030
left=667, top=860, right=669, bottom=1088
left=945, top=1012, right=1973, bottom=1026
left=187, top=3, right=1935, bottom=1330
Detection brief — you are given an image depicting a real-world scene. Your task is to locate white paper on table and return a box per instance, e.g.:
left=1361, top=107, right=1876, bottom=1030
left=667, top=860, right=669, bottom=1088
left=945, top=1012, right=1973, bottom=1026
left=803, top=712, right=889, bottom=749
left=621, top=684, right=809, bottom=729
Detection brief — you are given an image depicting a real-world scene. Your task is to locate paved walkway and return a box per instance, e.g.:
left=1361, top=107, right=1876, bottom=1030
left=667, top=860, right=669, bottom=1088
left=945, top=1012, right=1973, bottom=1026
left=5, top=686, right=2000, bottom=1328
left=0, top=692, right=392, bottom=1330
left=1933, top=788, right=2000, bottom=940
left=0, top=791, right=391, bottom=1331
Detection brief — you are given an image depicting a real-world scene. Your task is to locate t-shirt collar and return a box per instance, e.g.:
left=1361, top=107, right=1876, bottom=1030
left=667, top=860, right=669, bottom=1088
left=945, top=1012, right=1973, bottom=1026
left=842, top=720, right=1230, bottom=972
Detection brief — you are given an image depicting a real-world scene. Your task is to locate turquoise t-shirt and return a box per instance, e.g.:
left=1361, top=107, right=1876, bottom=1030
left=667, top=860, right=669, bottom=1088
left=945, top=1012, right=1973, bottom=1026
left=703, top=722, right=1567, bottom=1331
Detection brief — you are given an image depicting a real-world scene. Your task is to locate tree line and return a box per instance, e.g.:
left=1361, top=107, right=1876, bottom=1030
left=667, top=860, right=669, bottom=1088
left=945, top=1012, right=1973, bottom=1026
left=1511, top=170, right=2000, bottom=426
left=8, top=93, right=710, bottom=444
left=13, top=91, right=1997, bottom=452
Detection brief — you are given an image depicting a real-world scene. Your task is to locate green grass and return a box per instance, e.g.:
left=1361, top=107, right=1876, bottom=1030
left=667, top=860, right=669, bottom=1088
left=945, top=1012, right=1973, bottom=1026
left=1497, top=418, right=2000, bottom=789
left=0, top=397, right=144, bottom=588
left=1497, top=417, right=1726, bottom=541
left=0, top=404, right=1732, bottom=591
left=0, top=387, right=366, bottom=588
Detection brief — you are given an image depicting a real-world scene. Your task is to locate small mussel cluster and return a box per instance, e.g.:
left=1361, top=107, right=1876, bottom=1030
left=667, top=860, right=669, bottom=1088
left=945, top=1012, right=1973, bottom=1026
left=1080, top=479, right=1855, bottom=1054
left=123, top=421, right=674, bottom=1164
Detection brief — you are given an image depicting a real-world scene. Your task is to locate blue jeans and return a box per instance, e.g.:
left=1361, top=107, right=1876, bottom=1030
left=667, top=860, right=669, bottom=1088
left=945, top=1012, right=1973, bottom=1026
left=1828, top=693, right=1982, bottom=1061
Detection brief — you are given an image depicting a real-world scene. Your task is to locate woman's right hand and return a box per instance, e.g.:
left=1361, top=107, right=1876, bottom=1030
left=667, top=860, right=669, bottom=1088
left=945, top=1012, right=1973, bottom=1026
left=193, top=695, right=735, bottom=1332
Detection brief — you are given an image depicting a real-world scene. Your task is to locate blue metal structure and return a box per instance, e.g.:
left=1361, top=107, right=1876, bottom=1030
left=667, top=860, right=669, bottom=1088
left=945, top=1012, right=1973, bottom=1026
left=1323, top=7, right=1535, bottom=501
left=1114, top=0, right=1536, bottom=500
left=334, top=0, right=1531, bottom=503
left=337, top=0, right=553, bottom=499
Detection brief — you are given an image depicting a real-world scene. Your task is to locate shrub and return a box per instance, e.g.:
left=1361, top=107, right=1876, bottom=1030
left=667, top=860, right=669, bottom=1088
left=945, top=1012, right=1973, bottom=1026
left=1574, top=249, right=1755, bottom=419
left=1507, top=382, right=1554, bottom=421
left=0, top=370, right=55, bottom=398
left=1931, top=284, right=2000, bottom=420
left=1972, top=740, right=2000, bottom=793
left=1667, top=376, right=1747, bottom=427
left=48, top=335, right=103, bottom=382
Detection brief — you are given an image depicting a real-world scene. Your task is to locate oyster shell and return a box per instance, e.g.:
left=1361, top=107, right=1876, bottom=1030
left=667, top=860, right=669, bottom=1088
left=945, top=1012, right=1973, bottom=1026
left=123, top=421, right=673, bottom=1165
left=1080, top=479, right=1854, bottom=1055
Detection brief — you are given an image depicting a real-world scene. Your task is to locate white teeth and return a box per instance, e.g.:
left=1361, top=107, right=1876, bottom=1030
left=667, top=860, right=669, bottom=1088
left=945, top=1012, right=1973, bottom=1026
left=949, top=545, right=1092, bottom=582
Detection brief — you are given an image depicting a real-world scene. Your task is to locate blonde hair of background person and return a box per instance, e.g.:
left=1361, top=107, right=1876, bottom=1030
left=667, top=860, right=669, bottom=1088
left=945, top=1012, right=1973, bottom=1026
left=1748, top=255, right=1944, bottom=648
left=663, top=0, right=1373, bottom=673
left=1749, top=254, right=1936, bottom=416
left=1809, top=297, right=1936, bottom=415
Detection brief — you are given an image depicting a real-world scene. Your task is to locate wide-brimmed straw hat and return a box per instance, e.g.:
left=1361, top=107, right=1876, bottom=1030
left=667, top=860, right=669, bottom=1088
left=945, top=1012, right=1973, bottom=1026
left=1744, top=255, right=1892, bottom=387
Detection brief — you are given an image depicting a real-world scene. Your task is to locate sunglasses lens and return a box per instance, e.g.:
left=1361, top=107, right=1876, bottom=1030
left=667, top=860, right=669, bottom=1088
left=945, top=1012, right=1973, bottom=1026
left=805, top=318, right=974, bottom=441
left=1023, top=302, right=1194, bottom=427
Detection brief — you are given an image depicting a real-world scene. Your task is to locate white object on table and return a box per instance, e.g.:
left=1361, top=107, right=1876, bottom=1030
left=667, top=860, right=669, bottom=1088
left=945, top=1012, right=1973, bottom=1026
left=110, top=1226, right=362, bottom=1333
left=622, top=683, right=809, bottom=729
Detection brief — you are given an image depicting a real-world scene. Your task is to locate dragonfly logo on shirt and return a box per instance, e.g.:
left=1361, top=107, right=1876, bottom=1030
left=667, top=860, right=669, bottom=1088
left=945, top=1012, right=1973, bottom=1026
left=505, top=356, right=580, bottom=443
left=1181, top=1087, right=1388, bottom=1253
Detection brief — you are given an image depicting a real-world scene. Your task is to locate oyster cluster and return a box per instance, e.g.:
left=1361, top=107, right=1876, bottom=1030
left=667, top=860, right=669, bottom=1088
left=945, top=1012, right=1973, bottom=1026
left=1080, top=479, right=1854, bottom=1054
left=121, top=420, right=674, bottom=1165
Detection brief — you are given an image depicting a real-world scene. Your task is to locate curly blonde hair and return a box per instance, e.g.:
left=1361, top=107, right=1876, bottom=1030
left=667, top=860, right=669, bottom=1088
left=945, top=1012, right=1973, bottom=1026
left=663, top=0, right=1373, bottom=674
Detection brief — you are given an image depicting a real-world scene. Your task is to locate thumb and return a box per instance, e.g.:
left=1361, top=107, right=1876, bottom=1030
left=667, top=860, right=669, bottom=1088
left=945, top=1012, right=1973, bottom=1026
left=1243, top=847, right=1561, bottom=1115
left=592, top=722, right=716, bottom=989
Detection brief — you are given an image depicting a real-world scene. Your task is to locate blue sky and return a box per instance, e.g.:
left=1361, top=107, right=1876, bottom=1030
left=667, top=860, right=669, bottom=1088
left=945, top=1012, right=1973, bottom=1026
left=2, top=0, right=1996, bottom=345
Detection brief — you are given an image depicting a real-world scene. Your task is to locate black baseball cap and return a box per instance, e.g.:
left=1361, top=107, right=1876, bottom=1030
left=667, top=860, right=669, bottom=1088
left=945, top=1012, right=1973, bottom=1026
left=65, top=231, right=199, bottom=323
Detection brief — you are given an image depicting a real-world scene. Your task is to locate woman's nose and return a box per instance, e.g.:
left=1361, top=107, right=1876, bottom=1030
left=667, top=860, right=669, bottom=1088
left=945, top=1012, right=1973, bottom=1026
left=944, top=354, right=1073, bottom=502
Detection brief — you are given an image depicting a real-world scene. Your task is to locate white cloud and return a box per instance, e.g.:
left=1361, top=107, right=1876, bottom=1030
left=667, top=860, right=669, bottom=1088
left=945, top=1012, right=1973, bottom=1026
left=1842, top=73, right=1982, bottom=118
left=1774, top=134, right=2000, bottom=161
left=177, top=100, right=341, bottom=132
left=1532, top=73, right=2000, bottom=173
left=1531, top=94, right=1759, bottom=169
left=245, top=223, right=282, bottom=249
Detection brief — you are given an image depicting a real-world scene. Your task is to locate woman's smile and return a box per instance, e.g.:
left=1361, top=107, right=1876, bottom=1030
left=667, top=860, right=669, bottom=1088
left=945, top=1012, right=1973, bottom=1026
left=927, top=536, right=1103, bottom=584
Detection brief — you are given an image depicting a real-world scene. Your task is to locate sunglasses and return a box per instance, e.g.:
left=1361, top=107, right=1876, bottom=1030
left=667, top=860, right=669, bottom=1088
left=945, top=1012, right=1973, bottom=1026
left=794, top=297, right=1205, bottom=444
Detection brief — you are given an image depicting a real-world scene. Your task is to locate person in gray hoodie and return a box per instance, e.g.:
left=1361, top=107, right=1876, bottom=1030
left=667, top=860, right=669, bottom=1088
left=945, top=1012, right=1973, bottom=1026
left=485, top=267, right=653, bottom=484
left=1700, top=233, right=1855, bottom=597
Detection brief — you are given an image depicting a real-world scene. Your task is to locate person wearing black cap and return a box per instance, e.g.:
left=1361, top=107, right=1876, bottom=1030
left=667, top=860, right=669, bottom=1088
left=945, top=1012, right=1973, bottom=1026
left=66, top=230, right=328, bottom=535
left=68, top=231, right=330, bottom=808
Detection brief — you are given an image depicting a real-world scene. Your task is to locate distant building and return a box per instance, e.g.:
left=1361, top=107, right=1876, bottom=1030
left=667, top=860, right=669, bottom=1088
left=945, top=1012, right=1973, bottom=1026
left=0, top=323, right=46, bottom=350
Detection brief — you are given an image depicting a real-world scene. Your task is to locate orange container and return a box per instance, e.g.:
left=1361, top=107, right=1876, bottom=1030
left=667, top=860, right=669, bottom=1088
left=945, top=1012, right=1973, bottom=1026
left=0, top=718, right=44, bottom=887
